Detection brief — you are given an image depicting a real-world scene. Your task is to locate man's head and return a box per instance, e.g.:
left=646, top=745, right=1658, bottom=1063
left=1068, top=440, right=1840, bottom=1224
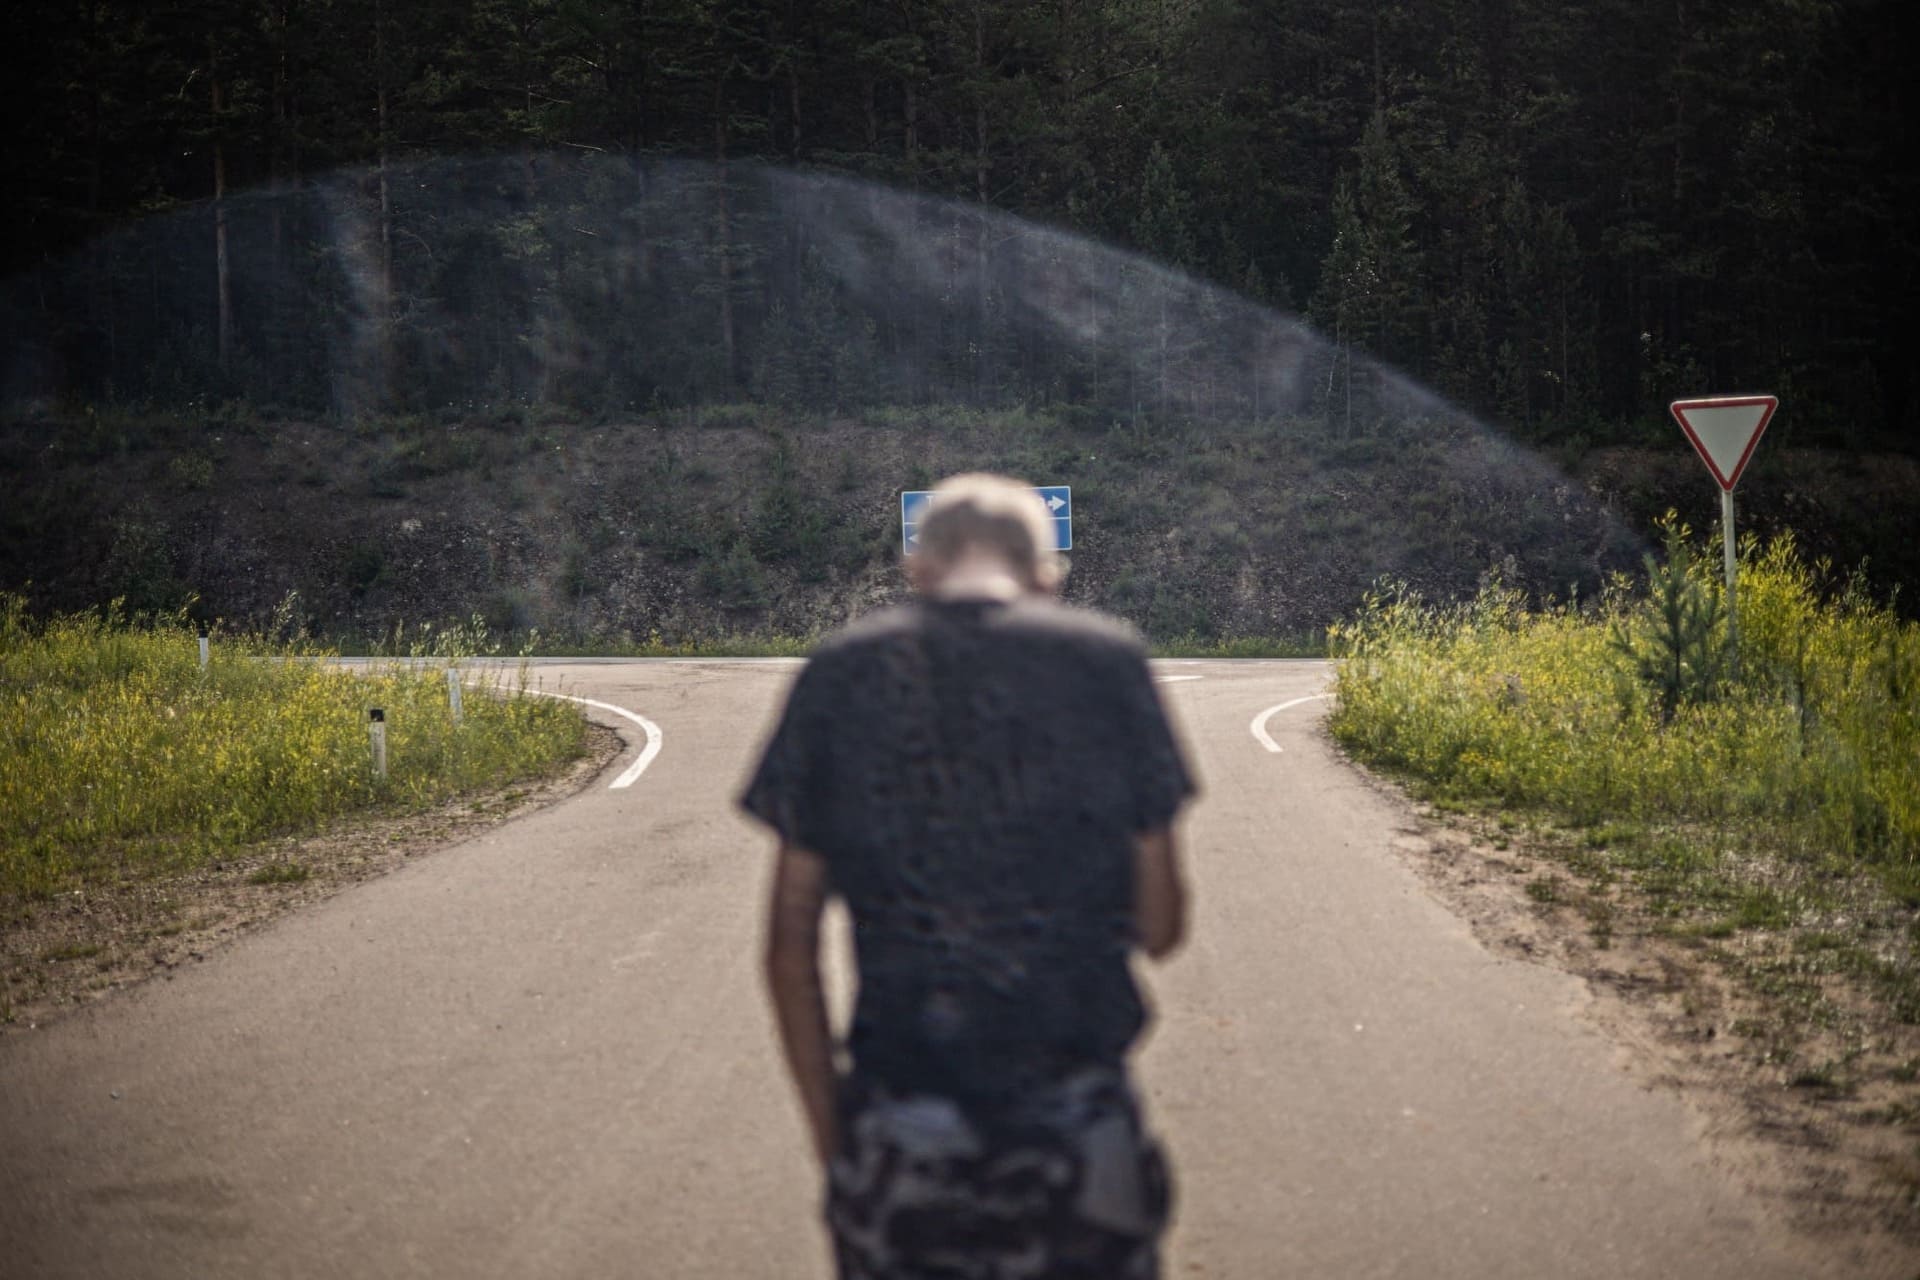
left=908, top=472, right=1064, bottom=597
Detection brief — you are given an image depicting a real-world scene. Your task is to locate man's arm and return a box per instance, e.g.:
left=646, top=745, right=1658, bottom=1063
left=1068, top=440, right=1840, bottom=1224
left=1134, top=825, right=1188, bottom=959
left=762, top=843, right=837, bottom=1166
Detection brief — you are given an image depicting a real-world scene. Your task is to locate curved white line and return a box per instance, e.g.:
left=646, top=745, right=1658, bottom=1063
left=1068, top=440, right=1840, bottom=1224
left=1250, top=692, right=1331, bottom=754
left=521, top=688, right=663, bottom=789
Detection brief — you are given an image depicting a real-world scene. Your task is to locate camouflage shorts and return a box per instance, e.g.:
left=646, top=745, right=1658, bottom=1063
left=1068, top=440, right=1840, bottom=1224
left=826, top=1066, right=1172, bottom=1280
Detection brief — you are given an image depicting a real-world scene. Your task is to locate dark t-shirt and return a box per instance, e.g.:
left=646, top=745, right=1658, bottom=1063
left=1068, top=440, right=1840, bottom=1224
left=740, top=596, right=1196, bottom=1105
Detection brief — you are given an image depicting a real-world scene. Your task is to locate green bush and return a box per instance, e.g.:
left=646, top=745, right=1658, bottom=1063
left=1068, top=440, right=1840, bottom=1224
left=482, top=586, right=539, bottom=634
left=166, top=453, right=215, bottom=490
left=558, top=540, right=599, bottom=600
left=697, top=540, right=769, bottom=607
left=1608, top=515, right=1726, bottom=722
left=103, top=516, right=189, bottom=614
left=343, top=542, right=387, bottom=595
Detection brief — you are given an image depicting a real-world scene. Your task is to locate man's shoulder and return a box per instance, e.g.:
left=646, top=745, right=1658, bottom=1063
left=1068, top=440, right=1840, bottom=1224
left=994, top=599, right=1147, bottom=658
left=814, top=603, right=922, bottom=655
left=794, top=606, right=918, bottom=682
left=813, top=599, right=1145, bottom=663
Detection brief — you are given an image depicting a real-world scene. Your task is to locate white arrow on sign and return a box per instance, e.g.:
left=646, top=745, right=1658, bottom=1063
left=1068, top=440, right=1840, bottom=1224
left=1046, top=494, right=1066, bottom=513
left=1670, top=395, right=1778, bottom=492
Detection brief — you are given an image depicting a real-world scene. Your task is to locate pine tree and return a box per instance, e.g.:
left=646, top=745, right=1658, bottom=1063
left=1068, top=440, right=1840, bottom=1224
left=1310, top=112, right=1421, bottom=429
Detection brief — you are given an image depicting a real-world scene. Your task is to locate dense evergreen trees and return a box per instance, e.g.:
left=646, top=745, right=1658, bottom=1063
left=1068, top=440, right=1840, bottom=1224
left=2, top=0, right=1913, bottom=446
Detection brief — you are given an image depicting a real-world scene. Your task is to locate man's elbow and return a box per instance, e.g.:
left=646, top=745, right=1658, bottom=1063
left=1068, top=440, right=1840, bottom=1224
left=763, top=930, right=817, bottom=991
left=1133, top=828, right=1189, bottom=961
left=762, top=936, right=794, bottom=986
left=1138, top=884, right=1188, bottom=959
left=1140, top=912, right=1186, bottom=960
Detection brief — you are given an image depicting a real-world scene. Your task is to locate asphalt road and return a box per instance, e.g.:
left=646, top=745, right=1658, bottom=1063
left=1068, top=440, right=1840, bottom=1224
left=0, top=659, right=1822, bottom=1278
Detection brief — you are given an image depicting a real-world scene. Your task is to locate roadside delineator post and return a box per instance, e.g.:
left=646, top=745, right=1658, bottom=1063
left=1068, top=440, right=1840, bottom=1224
left=1669, top=394, right=1779, bottom=679
left=198, top=631, right=210, bottom=671
left=369, top=708, right=388, bottom=780
left=446, top=668, right=465, bottom=725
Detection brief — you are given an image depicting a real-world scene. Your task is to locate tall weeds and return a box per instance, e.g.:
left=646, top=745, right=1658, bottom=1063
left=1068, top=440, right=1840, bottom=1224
left=0, top=596, right=585, bottom=900
left=1330, top=524, right=1920, bottom=881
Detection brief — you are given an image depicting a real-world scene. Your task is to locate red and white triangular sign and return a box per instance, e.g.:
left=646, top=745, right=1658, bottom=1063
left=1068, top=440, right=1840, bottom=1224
left=1670, top=395, right=1778, bottom=492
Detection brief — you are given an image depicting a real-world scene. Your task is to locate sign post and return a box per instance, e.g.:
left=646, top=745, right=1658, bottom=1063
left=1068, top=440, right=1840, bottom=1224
left=1719, top=485, right=1736, bottom=641
left=1668, top=394, right=1779, bottom=676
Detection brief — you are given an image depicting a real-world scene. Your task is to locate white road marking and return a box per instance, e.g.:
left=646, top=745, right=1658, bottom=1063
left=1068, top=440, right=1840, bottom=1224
left=520, top=688, right=663, bottom=789
left=1250, top=692, right=1331, bottom=754
left=1156, top=675, right=1204, bottom=683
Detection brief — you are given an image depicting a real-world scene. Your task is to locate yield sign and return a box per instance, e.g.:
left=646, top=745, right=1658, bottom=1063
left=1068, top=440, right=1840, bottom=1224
left=1669, top=395, right=1778, bottom=491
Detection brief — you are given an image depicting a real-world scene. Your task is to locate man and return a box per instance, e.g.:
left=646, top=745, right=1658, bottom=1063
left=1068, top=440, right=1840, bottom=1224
left=741, top=472, right=1196, bottom=1279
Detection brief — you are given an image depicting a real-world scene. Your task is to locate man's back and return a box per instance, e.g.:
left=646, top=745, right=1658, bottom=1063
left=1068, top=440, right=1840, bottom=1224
left=746, top=472, right=1194, bottom=1279
left=746, top=596, right=1192, bottom=1103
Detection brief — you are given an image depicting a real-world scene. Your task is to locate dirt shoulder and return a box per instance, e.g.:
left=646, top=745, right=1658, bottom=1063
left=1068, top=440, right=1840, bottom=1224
left=1346, top=735, right=1920, bottom=1278
left=0, top=722, right=622, bottom=1036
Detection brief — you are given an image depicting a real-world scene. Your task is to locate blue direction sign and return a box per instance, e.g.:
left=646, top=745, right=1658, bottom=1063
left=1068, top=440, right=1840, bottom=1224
left=901, top=486, right=1072, bottom=554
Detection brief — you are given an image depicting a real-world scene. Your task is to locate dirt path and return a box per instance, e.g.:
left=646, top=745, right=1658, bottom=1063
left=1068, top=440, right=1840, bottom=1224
left=0, top=725, right=622, bottom=1032
left=0, top=659, right=1889, bottom=1277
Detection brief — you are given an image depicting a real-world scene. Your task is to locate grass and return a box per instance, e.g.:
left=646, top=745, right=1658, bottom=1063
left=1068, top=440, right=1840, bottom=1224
left=1328, top=519, right=1920, bottom=1042
left=0, top=595, right=587, bottom=902
left=1331, top=524, right=1919, bottom=888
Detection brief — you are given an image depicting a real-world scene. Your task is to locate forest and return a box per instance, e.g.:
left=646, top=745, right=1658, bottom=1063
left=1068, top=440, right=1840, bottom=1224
left=3, top=0, right=1915, bottom=449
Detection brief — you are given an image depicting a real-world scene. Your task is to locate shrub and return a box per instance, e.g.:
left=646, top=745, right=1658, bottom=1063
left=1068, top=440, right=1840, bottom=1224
left=166, top=453, right=215, bottom=490
left=343, top=542, right=387, bottom=595
left=698, top=540, right=769, bottom=607
left=482, top=586, right=539, bottom=635
left=103, top=516, right=188, bottom=613
left=1609, top=514, right=1726, bottom=722
left=558, top=541, right=599, bottom=600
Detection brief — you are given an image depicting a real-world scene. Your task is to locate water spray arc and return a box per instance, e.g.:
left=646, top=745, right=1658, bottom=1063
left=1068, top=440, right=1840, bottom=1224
left=5, top=154, right=1454, bottom=426
left=2, top=153, right=1646, bottom=622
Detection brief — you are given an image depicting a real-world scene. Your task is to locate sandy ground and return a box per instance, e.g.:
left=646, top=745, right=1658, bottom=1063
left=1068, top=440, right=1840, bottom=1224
left=1362, top=760, right=1920, bottom=1274
left=0, top=724, right=623, bottom=1034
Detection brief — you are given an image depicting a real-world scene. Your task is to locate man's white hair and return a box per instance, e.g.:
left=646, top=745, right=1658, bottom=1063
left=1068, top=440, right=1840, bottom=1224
left=915, top=473, right=1062, bottom=590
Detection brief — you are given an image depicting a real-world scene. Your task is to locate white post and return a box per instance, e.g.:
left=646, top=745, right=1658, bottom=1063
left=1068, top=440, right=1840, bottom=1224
left=369, top=708, right=388, bottom=781
left=198, top=633, right=210, bottom=671
left=446, top=668, right=465, bottom=724
left=1721, top=486, right=1739, bottom=678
